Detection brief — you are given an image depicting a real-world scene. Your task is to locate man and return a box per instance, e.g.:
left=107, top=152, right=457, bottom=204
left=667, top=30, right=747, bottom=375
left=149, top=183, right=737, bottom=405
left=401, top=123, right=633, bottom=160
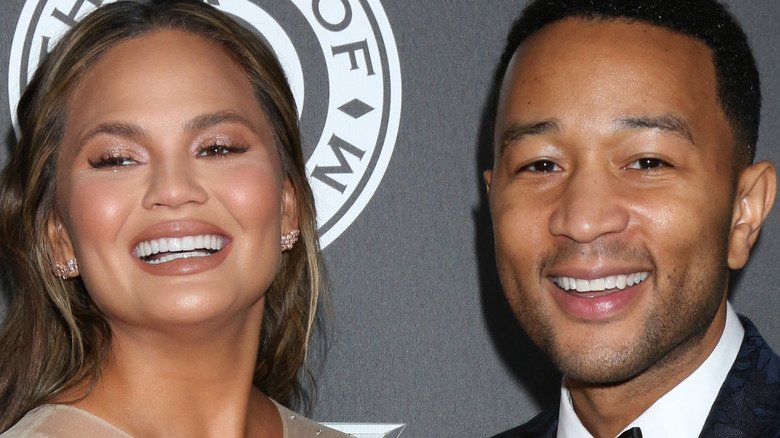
left=484, top=0, right=779, bottom=437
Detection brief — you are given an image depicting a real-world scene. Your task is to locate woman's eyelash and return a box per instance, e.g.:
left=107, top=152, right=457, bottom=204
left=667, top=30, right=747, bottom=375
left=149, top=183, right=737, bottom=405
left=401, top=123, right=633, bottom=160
left=196, top=143, right=249, bottom=158
left=87, top=143, right=249, bottom=168
left=88, top=154, right=136, bottom=168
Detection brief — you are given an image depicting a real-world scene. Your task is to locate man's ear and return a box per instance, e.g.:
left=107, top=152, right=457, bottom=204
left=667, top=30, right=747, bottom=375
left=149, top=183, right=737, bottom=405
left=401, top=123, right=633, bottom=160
left=46, top=213, right=78, bottom=275
left=728, top=161, right=777, bottom=269
left=281, top=178, right=299, bottom=234
left=483, top=169, right=493, bottom=195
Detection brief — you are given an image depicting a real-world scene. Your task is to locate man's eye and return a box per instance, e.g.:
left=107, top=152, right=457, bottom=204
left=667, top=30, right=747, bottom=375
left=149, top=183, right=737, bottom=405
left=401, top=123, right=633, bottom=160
left=196, top=144, right=248, bottom=158
left=625, top=158, right=670, bottom=170
left=519, top=160, right=560, bottom=173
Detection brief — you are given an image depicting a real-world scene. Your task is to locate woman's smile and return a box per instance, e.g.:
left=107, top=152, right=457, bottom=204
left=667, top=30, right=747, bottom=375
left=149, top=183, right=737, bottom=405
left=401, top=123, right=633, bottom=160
left=130, top=220, right=233, bottom=275
left=134, top=234, right=226, bottom=264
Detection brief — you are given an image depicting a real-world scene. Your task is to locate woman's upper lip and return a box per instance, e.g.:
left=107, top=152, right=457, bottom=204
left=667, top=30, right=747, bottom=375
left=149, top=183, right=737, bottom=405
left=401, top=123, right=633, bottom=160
left=129, top=220, right=232, bottom=253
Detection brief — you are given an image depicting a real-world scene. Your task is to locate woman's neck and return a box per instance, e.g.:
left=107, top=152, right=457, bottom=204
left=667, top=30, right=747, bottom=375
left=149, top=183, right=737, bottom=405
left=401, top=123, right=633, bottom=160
left=58, top=307, right=282, bottom=438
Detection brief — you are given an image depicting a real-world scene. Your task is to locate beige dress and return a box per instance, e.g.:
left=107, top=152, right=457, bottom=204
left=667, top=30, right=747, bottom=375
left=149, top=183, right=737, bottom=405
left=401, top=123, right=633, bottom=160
left=1, top=401, right=351, bottom=438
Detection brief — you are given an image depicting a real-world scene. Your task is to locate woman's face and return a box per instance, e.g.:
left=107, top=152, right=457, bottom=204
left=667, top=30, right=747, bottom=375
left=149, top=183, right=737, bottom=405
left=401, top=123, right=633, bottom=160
left=51, top=30, right=296, bottom=329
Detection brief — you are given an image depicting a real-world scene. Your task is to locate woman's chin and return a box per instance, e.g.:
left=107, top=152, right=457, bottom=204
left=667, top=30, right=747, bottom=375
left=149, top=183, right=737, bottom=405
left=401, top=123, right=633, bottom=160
left=106, top=294, right=265, bottom=335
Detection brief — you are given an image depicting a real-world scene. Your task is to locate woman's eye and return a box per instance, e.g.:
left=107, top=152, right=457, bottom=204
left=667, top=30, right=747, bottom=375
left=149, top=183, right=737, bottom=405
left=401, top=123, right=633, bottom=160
left=625, top=158, right=670, bottom=170
left=519, top=159, right=560, bottom=173
left=197, top=144, right=248, bottom=158
left=88, top=155, right=137, bottom=168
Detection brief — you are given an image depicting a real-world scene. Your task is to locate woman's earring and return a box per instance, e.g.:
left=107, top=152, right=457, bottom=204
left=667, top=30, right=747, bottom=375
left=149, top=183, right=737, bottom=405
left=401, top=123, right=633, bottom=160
left=281, top=229, right=300, bottom=251
left=53, top=258, right=79, bottom=280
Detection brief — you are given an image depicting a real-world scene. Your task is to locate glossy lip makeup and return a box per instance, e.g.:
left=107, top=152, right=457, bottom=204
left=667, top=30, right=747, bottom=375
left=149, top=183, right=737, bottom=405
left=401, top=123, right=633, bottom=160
left=131, top=220, right=232, bottom=276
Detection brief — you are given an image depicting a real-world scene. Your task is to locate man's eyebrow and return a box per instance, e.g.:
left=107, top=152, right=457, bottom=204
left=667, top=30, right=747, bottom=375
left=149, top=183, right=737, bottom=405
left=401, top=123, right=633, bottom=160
left=500, top=119, right=562, bottom=153
left=614, top=114, right=696, bottom=145
left=183, top=110, right=256, bottom=132
left=80, top=122, right=150, bottom=145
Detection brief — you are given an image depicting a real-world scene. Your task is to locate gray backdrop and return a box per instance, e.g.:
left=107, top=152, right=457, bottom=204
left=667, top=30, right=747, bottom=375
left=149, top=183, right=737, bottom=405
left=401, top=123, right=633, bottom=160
left=1, top=1, right=779, bottom=437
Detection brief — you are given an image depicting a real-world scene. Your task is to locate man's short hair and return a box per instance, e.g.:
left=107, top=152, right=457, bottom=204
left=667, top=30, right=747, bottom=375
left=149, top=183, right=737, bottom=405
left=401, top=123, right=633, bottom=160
left=494, top=0, right=760, bottom=165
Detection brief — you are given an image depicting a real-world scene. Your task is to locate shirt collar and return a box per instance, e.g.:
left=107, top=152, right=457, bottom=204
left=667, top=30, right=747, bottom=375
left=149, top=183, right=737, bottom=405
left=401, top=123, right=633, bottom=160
left=557, top=303, right=744, bottom=438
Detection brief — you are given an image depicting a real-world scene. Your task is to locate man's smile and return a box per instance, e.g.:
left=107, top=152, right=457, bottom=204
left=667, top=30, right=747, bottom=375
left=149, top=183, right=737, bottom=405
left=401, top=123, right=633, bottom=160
left=552, top=271, right=650, bottom=295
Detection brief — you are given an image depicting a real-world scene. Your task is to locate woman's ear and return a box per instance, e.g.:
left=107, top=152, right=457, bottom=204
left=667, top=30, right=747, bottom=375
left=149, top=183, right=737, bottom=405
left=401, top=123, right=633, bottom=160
left=46, top=213, right=79, bottom=278
left=728, top=161, right=777, bottom=269
left=281, top=178, right=299, bottom=235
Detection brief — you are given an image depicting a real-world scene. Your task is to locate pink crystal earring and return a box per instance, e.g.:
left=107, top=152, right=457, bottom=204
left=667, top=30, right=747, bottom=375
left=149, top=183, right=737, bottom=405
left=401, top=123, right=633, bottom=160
left=53, top=258, right=79, bottom=280
left=281, top=229, right=300, bottom=251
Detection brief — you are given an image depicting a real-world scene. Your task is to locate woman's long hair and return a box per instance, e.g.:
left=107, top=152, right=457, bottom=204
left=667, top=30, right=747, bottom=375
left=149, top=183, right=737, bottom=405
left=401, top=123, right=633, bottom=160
left=0, top=0, right=324, bottom=431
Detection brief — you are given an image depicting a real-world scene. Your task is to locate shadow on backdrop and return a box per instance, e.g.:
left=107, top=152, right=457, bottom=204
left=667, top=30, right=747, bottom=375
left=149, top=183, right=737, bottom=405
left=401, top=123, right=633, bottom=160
left=473, top=81, right=561, bottom=413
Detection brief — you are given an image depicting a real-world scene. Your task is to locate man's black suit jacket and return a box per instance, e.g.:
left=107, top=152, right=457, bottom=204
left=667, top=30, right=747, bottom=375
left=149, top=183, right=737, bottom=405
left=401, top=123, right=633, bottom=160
left=492, top=316, right=780, bottom=437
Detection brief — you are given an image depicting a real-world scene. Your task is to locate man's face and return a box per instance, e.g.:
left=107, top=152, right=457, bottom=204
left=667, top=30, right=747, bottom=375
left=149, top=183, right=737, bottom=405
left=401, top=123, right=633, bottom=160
left=486, top=18, right=738, bottom=384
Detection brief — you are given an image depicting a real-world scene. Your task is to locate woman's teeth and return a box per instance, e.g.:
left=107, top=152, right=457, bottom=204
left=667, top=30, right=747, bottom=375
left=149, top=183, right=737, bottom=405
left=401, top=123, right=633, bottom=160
left=135, top=235, right=224, bottom=264
left=553, top=272, right=649, bottom=293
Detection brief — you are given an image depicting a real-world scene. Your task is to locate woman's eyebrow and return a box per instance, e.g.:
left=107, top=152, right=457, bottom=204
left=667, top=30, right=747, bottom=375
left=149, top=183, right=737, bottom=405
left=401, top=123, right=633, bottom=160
left=80, top=121, right=150, bottom=145
left=77, top=111, right=257, bottom=150
left=183, top=110, right=256, bottom=132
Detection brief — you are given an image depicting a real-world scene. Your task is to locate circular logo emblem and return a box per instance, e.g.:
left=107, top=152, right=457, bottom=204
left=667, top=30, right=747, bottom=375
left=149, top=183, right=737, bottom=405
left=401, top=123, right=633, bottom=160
left=8, top=0, right=402, bottom=249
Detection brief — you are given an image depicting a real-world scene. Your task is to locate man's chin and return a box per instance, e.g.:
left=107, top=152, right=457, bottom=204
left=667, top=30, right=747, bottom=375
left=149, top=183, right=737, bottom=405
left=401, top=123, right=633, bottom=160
left=548, top=345, right=652, bottom=385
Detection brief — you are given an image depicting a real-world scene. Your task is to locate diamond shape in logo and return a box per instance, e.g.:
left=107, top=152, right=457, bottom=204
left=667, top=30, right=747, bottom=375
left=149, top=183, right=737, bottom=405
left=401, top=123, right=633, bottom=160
left=338, top=99, right=375, bottom=119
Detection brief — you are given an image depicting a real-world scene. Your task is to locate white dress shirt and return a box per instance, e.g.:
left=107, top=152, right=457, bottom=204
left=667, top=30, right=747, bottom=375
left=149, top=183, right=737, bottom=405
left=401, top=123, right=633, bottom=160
left=557, top=303, right=744, bottom=438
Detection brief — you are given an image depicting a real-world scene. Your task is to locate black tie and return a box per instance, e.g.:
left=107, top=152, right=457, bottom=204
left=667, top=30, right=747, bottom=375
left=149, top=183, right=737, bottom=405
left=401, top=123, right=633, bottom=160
left=617, top=427, right=642, bottom=438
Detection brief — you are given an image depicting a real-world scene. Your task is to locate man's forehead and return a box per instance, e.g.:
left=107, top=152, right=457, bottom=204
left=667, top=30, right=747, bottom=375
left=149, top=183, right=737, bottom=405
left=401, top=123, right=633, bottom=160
left=492, top=17, right=731, bottom=158
left=506, top=17, right=713, bottom=78
left=497, top=17, right=718, bottom=117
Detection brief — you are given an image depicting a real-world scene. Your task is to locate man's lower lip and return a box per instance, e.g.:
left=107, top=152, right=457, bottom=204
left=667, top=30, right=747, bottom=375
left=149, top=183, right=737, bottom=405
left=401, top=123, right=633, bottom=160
left=134, top=245, right=230, bottom=276
left=551, top=281, right=643, bottom=320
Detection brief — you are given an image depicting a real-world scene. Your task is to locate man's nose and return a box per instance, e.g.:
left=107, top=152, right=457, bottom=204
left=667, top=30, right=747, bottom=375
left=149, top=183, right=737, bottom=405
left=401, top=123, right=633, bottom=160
left=548, top=165, right=630, bottom=243
left=141, top=160, right=209, bottom=210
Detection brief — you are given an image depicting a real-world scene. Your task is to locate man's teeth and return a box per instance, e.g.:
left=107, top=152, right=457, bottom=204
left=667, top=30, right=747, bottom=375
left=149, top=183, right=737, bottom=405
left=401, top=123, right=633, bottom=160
left=553, top=272, right=649, bottom=293
left=135, top=235, right=224, bottom=263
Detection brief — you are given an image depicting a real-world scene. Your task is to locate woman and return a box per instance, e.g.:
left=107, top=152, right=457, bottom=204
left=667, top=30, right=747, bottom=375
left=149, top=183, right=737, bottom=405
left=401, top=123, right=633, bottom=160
left=0, top=1, right=349, bottom=436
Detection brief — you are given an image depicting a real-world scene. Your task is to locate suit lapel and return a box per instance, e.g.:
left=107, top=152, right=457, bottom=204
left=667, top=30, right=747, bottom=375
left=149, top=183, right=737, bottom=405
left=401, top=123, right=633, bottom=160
left=699, top=316, right=780, bottom=437
left=493, top=316, right=780, bottom=438
left=490, top=408, right=558, bottom=438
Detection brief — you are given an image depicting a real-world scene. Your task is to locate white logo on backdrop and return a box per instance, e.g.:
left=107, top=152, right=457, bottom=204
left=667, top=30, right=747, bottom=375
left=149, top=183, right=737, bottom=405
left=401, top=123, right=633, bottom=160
left=8, top=0, right=402, bottom=249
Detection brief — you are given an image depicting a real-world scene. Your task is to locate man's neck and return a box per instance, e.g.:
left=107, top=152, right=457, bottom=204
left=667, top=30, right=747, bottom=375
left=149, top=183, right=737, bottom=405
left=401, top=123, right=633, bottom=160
left=566, top=306, right=728, bottom=438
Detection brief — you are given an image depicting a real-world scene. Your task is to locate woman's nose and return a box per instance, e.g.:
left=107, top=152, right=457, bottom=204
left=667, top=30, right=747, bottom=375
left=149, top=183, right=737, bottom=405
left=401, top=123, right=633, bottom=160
left=141, top=161, right=209, bottom=210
